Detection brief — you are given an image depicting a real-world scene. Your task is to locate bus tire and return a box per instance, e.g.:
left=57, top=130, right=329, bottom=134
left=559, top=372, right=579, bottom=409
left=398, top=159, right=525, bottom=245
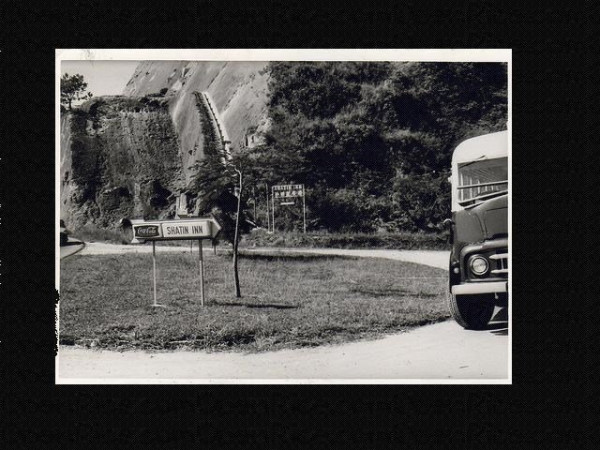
left=448, top=293, right=494, bottom=330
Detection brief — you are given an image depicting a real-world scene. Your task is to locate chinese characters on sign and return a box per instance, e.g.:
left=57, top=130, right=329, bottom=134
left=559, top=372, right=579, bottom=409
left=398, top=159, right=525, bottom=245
left=271, top=184, right=307, bottom=233
left=272, top=184, right=304, bottom=198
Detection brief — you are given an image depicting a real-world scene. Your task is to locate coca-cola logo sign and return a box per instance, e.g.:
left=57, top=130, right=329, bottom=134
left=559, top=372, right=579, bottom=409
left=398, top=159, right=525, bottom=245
left=134, top=225, right=160, bottom=238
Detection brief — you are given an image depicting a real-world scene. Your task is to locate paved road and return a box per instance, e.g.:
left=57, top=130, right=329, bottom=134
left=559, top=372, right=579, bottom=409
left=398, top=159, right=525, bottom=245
left=57, top=319, right=508, bottom=383
left=247, top=247, right=449, bottom=270
left=58, top=243, right=509, bottom=383
left=60, top=239, right=86, bottom=259
left=76, top=242, right=449, bottom=270
left=77, top=241, right=194, bottom=256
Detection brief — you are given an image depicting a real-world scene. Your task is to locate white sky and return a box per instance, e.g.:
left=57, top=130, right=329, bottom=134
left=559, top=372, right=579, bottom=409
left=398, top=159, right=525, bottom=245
left=60, top=60, right=140, bottom=96
left=58, top=49, right=511, bottom=98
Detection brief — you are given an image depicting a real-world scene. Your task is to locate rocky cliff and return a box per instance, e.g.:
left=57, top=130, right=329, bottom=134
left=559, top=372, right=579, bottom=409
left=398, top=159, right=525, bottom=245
left=123, top=61, right=270, bottom=184
left=60, top=97, right=184, bottom=229
left=60, top=61, right=270, bottom=230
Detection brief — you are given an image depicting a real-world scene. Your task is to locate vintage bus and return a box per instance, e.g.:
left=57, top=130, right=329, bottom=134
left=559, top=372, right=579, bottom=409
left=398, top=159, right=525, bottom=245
left=447, top=131, right=509, bottom=329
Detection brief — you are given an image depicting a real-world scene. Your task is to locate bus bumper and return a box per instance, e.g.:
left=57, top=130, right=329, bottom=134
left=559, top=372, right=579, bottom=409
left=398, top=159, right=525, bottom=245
left=451, top=281, right=507, bottom=295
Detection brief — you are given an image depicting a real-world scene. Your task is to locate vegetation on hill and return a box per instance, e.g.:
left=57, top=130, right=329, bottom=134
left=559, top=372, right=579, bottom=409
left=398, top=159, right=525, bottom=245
left=224, top=62, right=507, bottom=234
left=61, top=62, right=507, bottom=239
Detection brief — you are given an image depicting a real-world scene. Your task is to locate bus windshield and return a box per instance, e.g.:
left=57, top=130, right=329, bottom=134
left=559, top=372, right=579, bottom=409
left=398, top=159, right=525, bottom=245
left=458, top=157, right=508, bottom=205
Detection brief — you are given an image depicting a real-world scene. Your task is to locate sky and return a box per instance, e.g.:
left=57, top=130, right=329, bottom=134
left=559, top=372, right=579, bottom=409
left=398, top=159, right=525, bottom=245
left=61, top=60, right=140, bottom=97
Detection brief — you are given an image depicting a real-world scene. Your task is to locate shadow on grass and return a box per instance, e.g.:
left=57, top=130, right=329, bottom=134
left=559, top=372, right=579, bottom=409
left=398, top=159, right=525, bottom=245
left=237, top=252, right=355, bottom=262
left=210, top=300, right=299, bottom=310
left=350, top=286, right=438, bottom=298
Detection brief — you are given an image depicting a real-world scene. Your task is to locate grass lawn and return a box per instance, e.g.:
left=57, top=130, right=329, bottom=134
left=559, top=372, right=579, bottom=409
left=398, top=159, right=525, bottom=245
left=59, top=251, right=449, bottom=352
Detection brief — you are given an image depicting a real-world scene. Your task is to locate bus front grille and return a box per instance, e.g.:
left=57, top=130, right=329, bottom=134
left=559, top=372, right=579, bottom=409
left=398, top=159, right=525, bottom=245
left=489, top=252, right=508, bottom=276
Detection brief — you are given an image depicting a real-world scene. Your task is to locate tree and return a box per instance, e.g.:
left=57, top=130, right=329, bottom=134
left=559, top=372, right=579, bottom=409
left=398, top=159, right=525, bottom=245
left=60, top=73, right=93, bottom=110
left=390, top=172, right=451, bottom=232
left=261, top=61, right=507, bottom=232
left=192, top=148, right=253, bottom=298
left=232, top=168, right=243, bottom=298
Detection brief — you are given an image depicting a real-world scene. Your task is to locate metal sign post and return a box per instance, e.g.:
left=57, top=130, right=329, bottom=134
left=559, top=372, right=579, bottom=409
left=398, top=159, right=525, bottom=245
left=252, top=187, right=257, bottom=221
left=265, top=184, right=271, bottom=233
left=303, top=193, right=307, bottom=234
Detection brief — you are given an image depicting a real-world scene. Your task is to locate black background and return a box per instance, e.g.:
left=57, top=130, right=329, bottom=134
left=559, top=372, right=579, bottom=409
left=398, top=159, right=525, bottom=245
left=0, top=1, right=592, bottom=447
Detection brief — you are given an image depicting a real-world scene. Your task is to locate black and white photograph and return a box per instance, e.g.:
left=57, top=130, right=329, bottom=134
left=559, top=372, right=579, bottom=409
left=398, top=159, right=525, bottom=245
left=56, top=49, right=511, bottom=384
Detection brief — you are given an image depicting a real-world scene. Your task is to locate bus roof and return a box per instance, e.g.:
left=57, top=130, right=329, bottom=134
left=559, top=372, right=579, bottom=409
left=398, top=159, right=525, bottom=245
left=452, top=130, right=508, bottom=165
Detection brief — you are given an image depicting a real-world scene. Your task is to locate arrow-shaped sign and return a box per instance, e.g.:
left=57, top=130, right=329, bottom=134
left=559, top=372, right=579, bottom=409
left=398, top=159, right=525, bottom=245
left=122, top=217, right=222, bottom=243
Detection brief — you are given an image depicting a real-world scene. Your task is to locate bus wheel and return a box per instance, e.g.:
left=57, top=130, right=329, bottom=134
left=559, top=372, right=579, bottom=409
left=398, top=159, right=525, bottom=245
left=448, top=294, right=494, bottom=330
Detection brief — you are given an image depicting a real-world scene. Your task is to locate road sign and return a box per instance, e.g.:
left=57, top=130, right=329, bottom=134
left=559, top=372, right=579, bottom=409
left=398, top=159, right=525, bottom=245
left=120, top=217, right=221, bottom=308
left=129, top=218, right=222, bottom=242
left=271, top=184, right=306, bottom=233
left=272, top=184, right=304, bottom=198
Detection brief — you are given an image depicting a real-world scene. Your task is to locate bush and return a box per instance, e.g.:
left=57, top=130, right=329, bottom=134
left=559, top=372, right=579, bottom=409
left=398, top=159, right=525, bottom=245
left=390, top=173, right=451, bottom=232
left=241, top=229, right=449, bottom=250
left=69, top=224, right=128, bottom=244
left=257, top=62, right=506, bottom=233
left=308, top=188, right=393, bottom=233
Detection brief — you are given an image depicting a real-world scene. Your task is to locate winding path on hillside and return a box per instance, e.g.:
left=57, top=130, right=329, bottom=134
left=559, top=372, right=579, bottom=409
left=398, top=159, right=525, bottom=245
left=193, top=91, right=231, bottom=161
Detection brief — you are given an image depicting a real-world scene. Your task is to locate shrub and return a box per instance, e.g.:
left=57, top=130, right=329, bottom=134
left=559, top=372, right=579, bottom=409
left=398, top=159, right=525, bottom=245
left=241, top=229, right=449, bottom=250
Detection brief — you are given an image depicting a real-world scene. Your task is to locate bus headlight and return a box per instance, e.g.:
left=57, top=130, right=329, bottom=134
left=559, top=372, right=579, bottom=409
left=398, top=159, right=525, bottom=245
left=468, top=255, right=489, bottom=276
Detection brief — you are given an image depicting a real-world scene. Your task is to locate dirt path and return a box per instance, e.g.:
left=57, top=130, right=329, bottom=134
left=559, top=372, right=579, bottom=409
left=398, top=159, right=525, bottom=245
left=58, top=243, right=509, bottom=383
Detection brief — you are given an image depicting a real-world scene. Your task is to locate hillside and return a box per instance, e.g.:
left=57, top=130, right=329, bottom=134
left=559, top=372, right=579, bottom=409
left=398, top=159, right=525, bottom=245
left=123, top=60, right=270, bottom=183
left=236, top=62, right=508, bottom=233
left=60, top=97, right=183, bottom=229
left=60, top=61, right=270, bottom=229
left=60, top=61, right=507, bottom=234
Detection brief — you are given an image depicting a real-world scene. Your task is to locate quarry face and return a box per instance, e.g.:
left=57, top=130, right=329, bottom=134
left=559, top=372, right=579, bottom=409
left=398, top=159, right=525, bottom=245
left=60, top=61, right=270, bottom=230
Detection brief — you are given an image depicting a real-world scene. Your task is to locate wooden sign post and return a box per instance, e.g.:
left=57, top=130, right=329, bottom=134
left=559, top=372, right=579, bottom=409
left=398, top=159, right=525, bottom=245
left=151, top=241, right=165, bottom=307
left=198, top=239, right=205, bottom=306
